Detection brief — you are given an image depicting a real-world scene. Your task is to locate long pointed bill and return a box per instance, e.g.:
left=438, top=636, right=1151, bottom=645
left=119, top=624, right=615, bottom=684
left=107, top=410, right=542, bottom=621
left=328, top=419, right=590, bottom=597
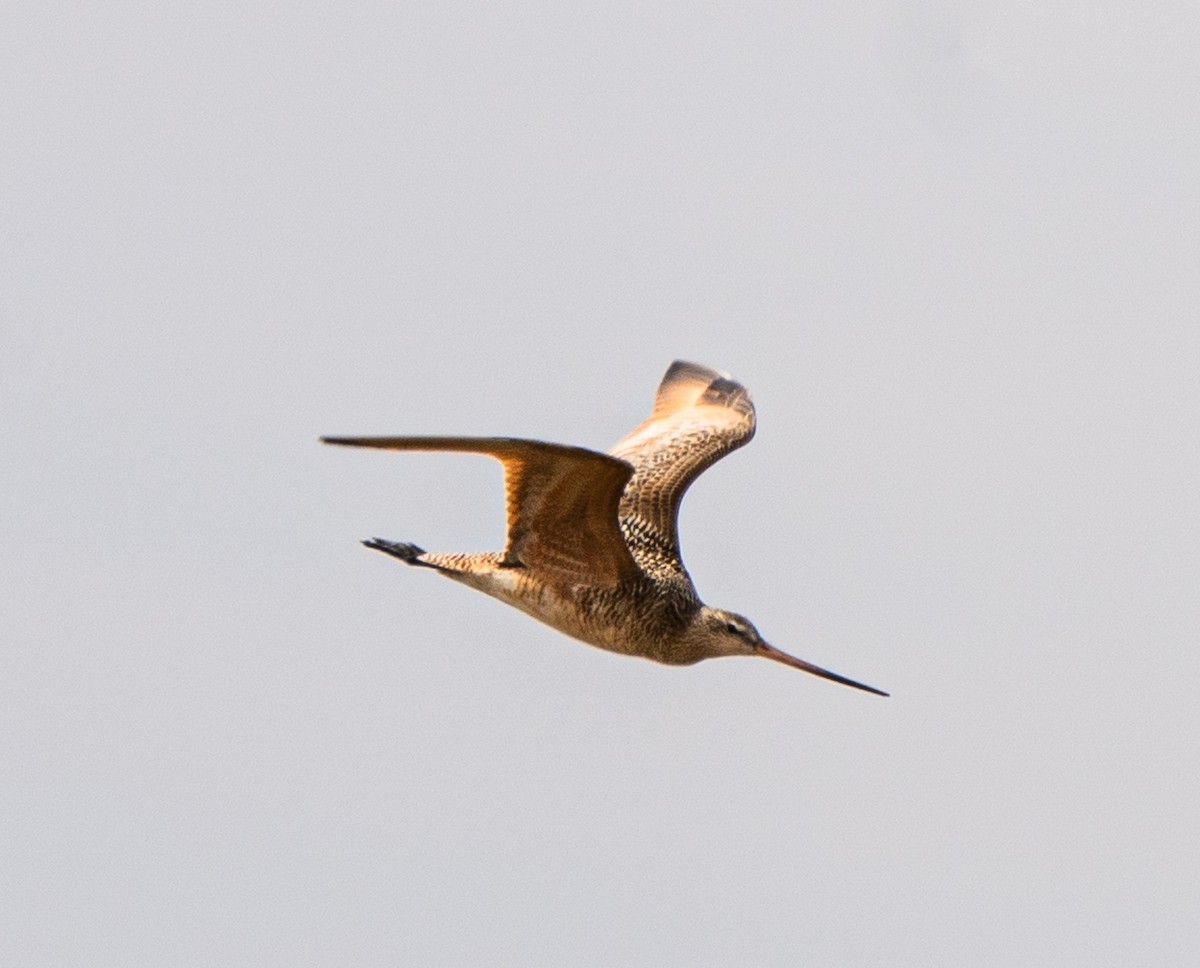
left=755, top=642, right=889, bottom=697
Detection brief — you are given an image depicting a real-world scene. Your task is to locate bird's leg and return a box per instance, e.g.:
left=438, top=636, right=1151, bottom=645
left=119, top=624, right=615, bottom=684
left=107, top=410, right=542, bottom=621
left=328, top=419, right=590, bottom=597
left=362, top=538, right=437, bottom=568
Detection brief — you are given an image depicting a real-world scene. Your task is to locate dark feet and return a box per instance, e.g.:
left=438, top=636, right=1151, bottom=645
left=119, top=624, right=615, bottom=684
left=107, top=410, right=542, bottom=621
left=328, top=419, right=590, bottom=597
left=362, top=538, right=429, bottom=565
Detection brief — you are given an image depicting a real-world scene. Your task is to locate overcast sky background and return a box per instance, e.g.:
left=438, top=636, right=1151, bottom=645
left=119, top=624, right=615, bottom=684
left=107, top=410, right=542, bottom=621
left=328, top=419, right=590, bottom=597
left=4, top=2, right=1198, bottom=965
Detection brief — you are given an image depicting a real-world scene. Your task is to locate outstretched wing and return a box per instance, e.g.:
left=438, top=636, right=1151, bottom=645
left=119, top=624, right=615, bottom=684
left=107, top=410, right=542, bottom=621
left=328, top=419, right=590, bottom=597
left=321, top=436, right=640, bottom=587
left=607, top=361, right=756, bottom=564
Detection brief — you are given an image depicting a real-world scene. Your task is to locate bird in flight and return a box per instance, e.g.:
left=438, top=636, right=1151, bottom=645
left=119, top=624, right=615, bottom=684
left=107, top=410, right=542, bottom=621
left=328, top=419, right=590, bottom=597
left=323, top=361, right=887, bottom=696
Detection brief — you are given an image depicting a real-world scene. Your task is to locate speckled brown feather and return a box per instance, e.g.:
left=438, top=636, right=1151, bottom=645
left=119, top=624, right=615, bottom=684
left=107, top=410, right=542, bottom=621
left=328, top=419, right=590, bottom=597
left=608, top=361, right=756, bottom=585
left=322, top=364, right=887, bottom=694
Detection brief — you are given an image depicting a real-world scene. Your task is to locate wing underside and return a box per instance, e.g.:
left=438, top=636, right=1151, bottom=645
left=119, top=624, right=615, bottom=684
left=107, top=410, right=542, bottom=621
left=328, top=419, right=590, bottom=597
left=321, top=435, right=639, bottom=587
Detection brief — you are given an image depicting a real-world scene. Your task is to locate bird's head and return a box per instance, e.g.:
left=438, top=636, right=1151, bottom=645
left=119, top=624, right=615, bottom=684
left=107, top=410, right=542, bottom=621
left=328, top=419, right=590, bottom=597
left=689, top=606, right=889, bottom=697
left=692, top=607, right=765, bottom=658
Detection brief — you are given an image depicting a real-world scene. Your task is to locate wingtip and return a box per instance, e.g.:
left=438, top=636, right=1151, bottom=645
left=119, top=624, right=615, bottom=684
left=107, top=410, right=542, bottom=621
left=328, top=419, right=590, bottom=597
left=649, top=360, right=751, bottom=423
left=662, top=359, right=731, bottom=385
left=321, top=436, right=387, bottom=448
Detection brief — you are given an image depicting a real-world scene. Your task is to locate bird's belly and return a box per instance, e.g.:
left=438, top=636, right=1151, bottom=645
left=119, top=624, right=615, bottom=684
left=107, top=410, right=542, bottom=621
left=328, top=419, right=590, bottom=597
left=454, top=569, right=653, bottom=658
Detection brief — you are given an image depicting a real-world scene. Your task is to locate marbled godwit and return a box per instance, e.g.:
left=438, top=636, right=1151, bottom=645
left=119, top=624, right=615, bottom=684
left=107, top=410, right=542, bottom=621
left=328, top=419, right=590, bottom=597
left=323, top=361, right=887, bottom=696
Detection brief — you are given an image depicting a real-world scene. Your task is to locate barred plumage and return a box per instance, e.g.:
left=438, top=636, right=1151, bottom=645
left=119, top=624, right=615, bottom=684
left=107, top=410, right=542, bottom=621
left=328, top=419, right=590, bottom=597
left=323, top=360, right=887, bottom=695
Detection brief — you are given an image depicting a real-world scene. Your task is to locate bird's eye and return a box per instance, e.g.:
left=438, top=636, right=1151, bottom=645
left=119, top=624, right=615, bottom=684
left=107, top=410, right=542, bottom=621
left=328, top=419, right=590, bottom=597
left=725, top=621, right=744, bottom=636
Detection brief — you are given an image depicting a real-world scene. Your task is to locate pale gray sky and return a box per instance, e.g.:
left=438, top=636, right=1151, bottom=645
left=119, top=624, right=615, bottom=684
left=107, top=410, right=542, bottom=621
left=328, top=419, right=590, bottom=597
left=4, top=2, right=1198, bottom=965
